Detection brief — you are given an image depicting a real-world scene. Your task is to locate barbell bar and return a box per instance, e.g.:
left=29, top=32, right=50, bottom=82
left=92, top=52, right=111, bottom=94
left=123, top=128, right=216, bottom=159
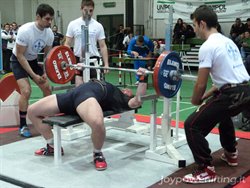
left=60, top=61, right=184, bottom=80
left=62, top=62, right=196, bottom=82
left=45, top=46, right=197, bottom=98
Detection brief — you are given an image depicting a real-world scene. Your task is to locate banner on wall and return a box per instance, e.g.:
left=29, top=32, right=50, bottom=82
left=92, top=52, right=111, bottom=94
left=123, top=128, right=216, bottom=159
left=153, top=0, right=250, bottom=22
left=0, top=11, right=2, bottom=71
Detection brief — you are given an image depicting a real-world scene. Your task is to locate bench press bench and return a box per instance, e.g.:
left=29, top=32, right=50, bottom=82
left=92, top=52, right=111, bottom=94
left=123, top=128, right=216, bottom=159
left=41, top=94, right=186, bottom=167
left=42, top=110, right=135, bottom=164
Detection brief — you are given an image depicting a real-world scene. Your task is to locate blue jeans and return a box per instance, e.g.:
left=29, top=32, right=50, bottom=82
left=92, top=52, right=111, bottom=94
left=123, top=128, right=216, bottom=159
left=241, top=47, right=250, bottom=59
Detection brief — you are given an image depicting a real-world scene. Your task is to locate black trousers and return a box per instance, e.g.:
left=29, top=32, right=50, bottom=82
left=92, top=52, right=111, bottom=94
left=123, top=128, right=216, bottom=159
left=184, top=84, right=250, bottom=166
left=2, top=49, right=12, bottom=72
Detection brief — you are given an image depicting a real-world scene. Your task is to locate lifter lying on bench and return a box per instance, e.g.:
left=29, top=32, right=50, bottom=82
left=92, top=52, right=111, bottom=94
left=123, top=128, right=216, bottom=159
left=27, top=67, right=149, bottom=171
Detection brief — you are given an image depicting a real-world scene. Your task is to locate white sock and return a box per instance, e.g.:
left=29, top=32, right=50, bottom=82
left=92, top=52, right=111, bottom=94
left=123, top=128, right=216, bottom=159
left=93, top=149, right=101, bottom=153
left=46, top=138, right=54, bottom=146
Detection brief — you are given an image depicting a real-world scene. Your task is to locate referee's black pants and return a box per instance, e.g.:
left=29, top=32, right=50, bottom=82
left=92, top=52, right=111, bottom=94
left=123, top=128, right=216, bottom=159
left=184, top=84, right=250, bottom=166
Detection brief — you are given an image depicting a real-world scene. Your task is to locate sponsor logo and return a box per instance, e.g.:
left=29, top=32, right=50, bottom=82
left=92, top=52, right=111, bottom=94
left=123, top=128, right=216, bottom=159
left=156, top=1, right=175, bottom=13
left=156, top=4, right=171, bottom=13
left=206, top=2, right=227, bottom=13
left=33, top=39, right=45, bottom=53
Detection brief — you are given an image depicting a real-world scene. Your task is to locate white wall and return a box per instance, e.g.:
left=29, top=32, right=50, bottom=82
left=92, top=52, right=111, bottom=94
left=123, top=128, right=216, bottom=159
left=95, top=1, right=126, bottom=17
left=0, top=0, right=16, bottom=25
left=0, top=0, right=242, bottom=39
left=32, top=0, right=126, bottom=34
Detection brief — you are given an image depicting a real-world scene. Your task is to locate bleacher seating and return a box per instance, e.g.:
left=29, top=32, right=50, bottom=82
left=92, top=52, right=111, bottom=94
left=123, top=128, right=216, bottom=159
left=181, top=45, right=200, bottom=68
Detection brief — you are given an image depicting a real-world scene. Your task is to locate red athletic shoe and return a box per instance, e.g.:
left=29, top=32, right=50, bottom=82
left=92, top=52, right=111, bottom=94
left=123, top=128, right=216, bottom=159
left=35, top=144, right=64, bottom=156
left=183, top=165, right=216, bottom=184
left=93, top=152, right=107, bottom=171
left=221, top=150, right=238, bottom=166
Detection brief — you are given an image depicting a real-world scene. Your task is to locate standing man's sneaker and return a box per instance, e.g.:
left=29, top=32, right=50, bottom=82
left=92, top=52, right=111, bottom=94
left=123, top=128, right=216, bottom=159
left=19, top=126, right=32, bottom=138
left=183, top=165, right=216, bottom=184
left=35, top=144, right=64, bottom=156
left=221, top=150, right=238, bottom=166
left=93, top=152, right=107, bottom=171
left=0, top=70, right=6, bottom=75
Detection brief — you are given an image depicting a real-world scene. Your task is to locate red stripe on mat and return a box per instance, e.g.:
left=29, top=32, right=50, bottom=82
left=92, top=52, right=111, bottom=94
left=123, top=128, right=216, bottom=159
left=0, top=127, right=18, bottom=134
left=2, top=114, right=249, bottom=139
left=112, top=114, right=250, bottom=139
left=234, top=175, right=250, bottom=188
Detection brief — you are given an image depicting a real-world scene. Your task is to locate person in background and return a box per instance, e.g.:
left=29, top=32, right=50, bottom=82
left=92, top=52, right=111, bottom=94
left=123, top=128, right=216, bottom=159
left=240, top=31, right=250, bottom=60
left=127, top=35, right=154, bottom=85
left=11, top=22, right=19, bottom=35
left=229, top=18, right=245, bottom=48
left=123, top=31, right=133, bottom=51
left=114, top=24, right=125, bottom=51
left=244, top=18, right=250, bottom=31
left=64, top=0, right=109, bottom=87
left=152, top=40, right=163, bottom=58
left=6, top=22, right=18, bottom=72
left=1, top=23, right=13, bottom=74
left=52, top=25, right=64, bottom=47
left=10, top=4, right=54, bottom=138
left=216, top=22, right=224, bottom=35
left=182, top=22, right=196, bottom=43
left=172, top=18, right=184, bottom=44
left=244, top=55, right=250, bottom=74
left=182, top=5, right=250, bottom=184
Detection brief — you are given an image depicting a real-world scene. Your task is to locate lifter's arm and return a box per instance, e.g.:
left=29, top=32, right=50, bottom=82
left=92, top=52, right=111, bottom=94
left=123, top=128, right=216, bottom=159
left=64, top=36, right=73, bottom=49
left=128, top=68, right=148, bottom=108
left=191, top=68, right=210, bottom=105
left=43, top=45, right=53, bottom=57
left=98, top=39, right=109, bottom=69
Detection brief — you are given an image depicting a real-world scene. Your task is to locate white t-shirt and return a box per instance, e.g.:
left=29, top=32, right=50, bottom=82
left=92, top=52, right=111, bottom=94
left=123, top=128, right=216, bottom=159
left=7, top=31, right=17, bottom=50
left=199, top=33, right=250, bottom=88
left=66, top=17, right=105, bottom=57
left=123, top=35, right=130, bottom=47
left=13, top=22, right=54, bottom=61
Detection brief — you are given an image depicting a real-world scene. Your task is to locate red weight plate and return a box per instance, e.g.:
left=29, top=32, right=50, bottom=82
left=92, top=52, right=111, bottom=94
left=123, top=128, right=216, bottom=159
left=0, top=73, right=20, bottom=101
left=45, top=46, right=76, bottom=84
left=153, top=51, right=169, bottom=96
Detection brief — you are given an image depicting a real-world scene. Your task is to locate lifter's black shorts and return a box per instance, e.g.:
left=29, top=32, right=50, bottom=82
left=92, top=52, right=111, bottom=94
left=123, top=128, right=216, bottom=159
left=56, top=81, right=107, bottom=115
left=11, top=54, right=44, bottom=80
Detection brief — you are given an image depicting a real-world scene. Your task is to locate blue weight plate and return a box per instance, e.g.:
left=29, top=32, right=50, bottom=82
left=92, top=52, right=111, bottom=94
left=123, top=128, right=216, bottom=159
left=155, top=51, right=182, bottom=98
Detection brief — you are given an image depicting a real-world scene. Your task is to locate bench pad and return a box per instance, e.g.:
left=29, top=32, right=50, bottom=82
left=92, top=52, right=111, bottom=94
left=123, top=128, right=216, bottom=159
left=42, top=110, right=121, bottom=128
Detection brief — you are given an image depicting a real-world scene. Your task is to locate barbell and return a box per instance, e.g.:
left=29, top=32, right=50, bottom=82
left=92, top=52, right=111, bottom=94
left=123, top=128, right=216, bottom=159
left=61, top=61, right=182, bottom=78
left=45, top=46, right=196, bottom=98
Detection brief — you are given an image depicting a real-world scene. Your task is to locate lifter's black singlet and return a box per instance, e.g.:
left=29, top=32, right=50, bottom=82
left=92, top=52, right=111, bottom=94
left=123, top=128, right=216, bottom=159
left=56, top=81, right=132, bottom=115
left=102, top=83, right=132, bottom=113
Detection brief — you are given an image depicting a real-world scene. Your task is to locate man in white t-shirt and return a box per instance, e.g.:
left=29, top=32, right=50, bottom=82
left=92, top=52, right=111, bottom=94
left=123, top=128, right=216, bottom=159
left=64, top=0, right=109, bottom=86
left=11, top=4, right=54, bottom=138
left=182, top=5, right=250, bottom=184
